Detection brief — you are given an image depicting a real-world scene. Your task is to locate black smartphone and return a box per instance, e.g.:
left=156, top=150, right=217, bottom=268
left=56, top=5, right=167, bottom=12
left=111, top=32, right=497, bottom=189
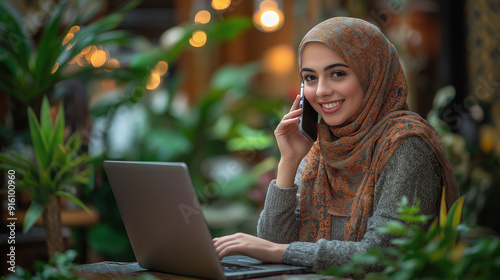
left=298, top=82, right=318, bottom=142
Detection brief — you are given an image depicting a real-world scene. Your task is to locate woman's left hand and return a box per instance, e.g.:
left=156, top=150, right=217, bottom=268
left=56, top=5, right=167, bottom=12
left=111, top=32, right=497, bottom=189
left=212, top=233, right=288, bottom=263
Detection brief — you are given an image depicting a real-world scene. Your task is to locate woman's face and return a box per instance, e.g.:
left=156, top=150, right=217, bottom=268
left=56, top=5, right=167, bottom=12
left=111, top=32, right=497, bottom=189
left=300, top=42, right=364, bottom=127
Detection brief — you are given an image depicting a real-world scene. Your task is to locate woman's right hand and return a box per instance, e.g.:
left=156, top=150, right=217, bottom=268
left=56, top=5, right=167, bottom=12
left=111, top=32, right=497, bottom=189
left=274, top=95, right=314, bottom=188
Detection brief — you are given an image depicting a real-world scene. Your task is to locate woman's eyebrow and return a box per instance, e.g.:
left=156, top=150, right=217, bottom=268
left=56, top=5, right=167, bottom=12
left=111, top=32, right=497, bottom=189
left=301, top=63, right=349, bottom=73
left=324, top=63, right=349, bottom=71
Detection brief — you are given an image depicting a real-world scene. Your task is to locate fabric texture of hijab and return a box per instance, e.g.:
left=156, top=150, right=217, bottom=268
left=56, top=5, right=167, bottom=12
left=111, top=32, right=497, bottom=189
left=297, top=17, right=460, bottom=242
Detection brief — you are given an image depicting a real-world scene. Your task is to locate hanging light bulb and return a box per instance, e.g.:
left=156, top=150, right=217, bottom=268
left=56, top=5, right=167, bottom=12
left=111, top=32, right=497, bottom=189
left=253, top=0, right=284, bottom=32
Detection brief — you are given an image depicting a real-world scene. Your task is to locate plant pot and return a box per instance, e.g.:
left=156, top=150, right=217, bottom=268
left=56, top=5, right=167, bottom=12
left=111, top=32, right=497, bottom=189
left=43, top=194, right=65, bottom=258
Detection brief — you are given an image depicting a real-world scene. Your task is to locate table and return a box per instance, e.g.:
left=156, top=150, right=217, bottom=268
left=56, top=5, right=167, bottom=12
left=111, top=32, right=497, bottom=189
left=76, top=261, right=341, bottom=279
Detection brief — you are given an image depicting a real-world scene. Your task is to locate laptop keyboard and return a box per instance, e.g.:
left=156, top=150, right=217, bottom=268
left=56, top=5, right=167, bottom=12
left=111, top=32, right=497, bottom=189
left=222, top=263, right=263, bottom=272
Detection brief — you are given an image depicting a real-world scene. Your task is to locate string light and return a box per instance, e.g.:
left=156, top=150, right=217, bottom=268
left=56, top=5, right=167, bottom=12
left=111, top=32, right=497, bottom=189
left=146, top=73, right=161, bottom=90
left=253, top=0, right=284, bottom=32
left=153, top=61, right=169, bottom=76
left=146, top=61, right=169, bottom=90
left=194, top=10, right=211, bottom=24
left=189, top=30, right=207, bottom=47
left=211, top=0, right=231, bottom=10
left=90, top=48, right=107, bottom=67
left=62, top=25, right=80, bottom=46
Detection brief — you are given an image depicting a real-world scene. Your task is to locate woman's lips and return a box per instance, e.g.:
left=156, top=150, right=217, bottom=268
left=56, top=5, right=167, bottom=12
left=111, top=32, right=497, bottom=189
left=319, top=100, right=344, bottom=114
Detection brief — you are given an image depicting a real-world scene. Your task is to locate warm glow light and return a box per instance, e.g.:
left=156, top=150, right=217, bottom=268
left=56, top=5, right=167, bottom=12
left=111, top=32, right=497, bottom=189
left=260, top=10, right=280, bottom=28
left=194, top=10, right=211, bottom=24
left=263, top=44, right=295, bottom=74
left=189, top=30, right=207, bottom=47
left=62, top=33, right=74, bottom=45
left=260, top=0, right=278, bottom=9
left=146, top=73, right=161, bottom=90
left=253, top=0, right=284, bottom=32
left=85, top=46, right=97, bottom=62
left=211, top=0, right=231, bottom=10
left=69, top=25, right=80, bottom=34
left=91, top=50, right=107, bottom=67
left=154, top=61, right=168, bottom=76
left=76, top=54, right=86, bottom=66
left=106, top=58, right=120, bottom=69
left=81, top=46, right=91, bottom=55
left=51, top=62, right=59, bottom=74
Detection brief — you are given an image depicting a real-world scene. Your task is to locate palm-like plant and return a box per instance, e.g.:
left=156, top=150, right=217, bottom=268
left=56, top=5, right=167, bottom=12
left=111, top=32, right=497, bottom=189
left=0, top=96, right=98, bottom=258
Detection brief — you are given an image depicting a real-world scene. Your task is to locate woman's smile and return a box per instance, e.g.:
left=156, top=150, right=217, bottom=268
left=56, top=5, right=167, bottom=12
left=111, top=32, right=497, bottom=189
left=319, top=99, right=345, bottom=113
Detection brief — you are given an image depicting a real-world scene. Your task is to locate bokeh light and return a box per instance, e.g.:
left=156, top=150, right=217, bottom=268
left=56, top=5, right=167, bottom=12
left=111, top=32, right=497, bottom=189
left=189, top=30, right=207, bottom=47
left=146, top=73, right=161, bottom=90
left=91, top=49, right=107, bottom=67
left=211, top=0, right=231, bottom=10
left=263, top=44, right=295, bottom=74
left=260, top=10, right=280, bottom=28
left=154, top=61, right=169, bottom=76
left=195, top=10, right=211, bottom=24
left=253, top=0, right=284, bottom=32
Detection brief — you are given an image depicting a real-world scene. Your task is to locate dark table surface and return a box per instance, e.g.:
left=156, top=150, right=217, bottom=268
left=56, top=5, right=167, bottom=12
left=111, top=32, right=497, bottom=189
left=76, top=261, right=343, bottom=280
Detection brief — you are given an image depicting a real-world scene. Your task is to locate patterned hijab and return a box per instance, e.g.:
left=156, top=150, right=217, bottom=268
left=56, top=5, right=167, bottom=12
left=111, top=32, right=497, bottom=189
left=297, top=17, right=459, bottom=242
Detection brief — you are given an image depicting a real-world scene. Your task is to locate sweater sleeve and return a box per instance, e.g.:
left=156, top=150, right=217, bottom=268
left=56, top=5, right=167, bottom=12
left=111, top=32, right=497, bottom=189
left=256, top=160, right=307, bottom=243
left=281, top=137, right=442, bottom=272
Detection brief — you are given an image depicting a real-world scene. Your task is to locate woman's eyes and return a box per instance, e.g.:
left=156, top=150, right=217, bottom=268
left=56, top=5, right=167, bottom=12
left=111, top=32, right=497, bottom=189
left=303, top=70, right=346, bottom=82
left=303, top=75, right=316, bottom=81
left=330, top=70, right=346, bottom=78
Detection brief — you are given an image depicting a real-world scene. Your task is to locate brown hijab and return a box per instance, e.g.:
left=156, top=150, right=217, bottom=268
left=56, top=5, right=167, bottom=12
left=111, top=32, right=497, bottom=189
left=297, top=17, right=459, bottom=242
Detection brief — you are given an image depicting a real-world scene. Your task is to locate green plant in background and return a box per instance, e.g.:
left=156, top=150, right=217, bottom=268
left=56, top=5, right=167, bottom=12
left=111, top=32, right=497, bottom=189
left=428, top=85, right=500, bottom=233
left=324, top=190, right=500, bottom=280
left=83, top=16, right=269, bottom=258
left=0, top=96, right=98, bottom=258
left=0, top=0, right=139, bottom=105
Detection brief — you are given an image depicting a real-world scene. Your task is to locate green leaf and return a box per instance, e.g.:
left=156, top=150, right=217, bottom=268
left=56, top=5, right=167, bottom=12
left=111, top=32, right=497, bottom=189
left=208, top=17, right=252, bottom=42
left=33, top=0, right=67, bottom=95
left=28, top=107, right=50, bottom=168
left=23, top=200, right=45, bottom=233
left=66, top=133, right=82, bottom=154
left=0, top=164, right=26, bottom=177
left=446, top=195, right=465, bottom=230
left=56, top=191, right=91, bottom=214
left=0, top=1, right=32, bottom=72
left=40, top=96, right=53, bottom=144
left=0, top=152, right=29, bottom=171
left=53, top=144, right=70, bottom=166
left=439, top=187, right=447, bottom=228
left=49, top=101, right=65, bottom=158
left=11, top=151, right=38, bottom=171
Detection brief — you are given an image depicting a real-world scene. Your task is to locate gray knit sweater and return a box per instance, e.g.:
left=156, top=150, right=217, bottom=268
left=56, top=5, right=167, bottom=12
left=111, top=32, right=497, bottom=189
left=257, top=137, right=441, bottom=273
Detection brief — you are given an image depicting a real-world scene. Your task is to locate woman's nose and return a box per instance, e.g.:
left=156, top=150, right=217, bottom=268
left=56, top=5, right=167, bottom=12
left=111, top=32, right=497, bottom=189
left=316, top=78, right=332, bottom=97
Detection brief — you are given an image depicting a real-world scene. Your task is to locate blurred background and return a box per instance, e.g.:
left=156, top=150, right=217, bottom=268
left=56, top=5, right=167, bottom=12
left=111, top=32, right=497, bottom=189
left=0, top=0, right=499, bottom=272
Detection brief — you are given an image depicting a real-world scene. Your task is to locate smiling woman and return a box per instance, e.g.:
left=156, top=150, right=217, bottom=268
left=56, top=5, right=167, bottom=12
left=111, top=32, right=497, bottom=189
left=212, top=17, right=460, bottom=275
left=300, top=42, right=364, bottom=126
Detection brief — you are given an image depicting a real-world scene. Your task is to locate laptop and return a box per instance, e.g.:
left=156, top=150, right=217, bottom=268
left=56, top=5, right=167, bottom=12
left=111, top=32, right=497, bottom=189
left=103, top=161, right=309, bottom=279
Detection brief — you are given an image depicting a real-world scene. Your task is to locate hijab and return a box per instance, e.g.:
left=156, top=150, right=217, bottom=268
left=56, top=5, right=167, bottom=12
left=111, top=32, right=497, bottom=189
left=297, top=17, right=459, bottom=242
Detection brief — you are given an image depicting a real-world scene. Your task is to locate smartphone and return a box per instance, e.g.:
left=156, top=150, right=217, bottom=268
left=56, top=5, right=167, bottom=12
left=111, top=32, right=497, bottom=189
left=298, top=82, right=318, bottom=142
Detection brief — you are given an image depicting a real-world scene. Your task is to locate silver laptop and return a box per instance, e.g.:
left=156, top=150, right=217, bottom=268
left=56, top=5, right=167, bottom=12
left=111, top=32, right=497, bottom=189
left=103, top=161, right=308, bottom=279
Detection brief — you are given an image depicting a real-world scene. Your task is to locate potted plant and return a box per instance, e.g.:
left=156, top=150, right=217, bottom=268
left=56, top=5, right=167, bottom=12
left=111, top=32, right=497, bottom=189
left=0, top=96, right=99, bottom=258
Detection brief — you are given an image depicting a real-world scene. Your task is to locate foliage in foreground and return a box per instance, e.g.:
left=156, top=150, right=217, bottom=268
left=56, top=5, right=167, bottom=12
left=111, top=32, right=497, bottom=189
left=2, top=250, right=159, bottom=280
left=324, top=191, right=500, bottom=280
